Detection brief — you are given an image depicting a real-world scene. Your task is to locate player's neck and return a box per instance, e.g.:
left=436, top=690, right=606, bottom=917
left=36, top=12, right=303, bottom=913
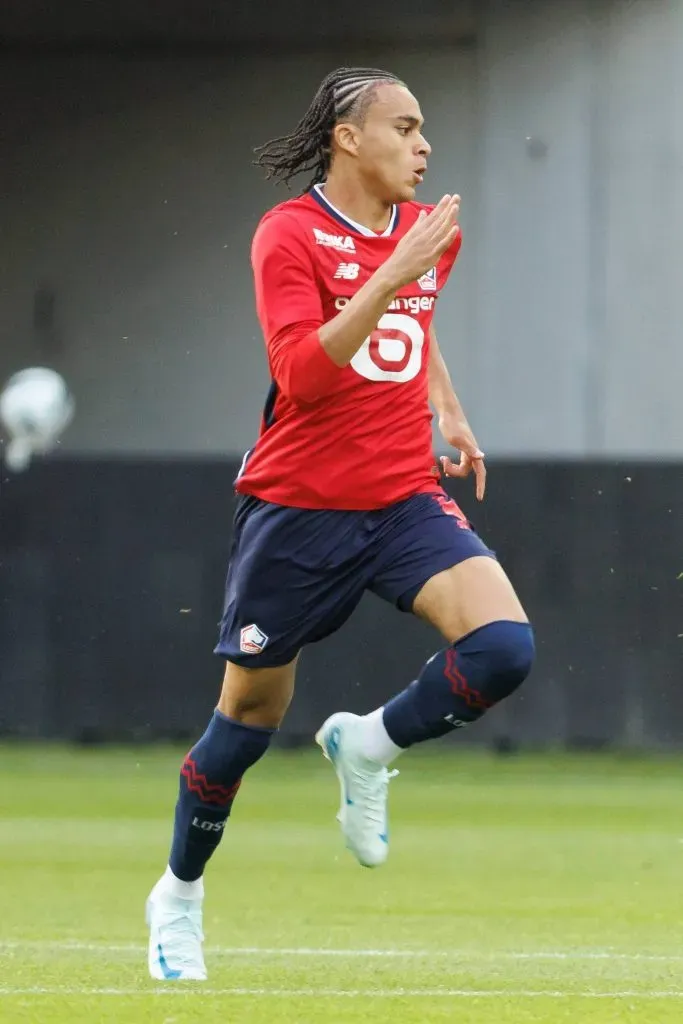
left=320, top=176, right=393, bottom=235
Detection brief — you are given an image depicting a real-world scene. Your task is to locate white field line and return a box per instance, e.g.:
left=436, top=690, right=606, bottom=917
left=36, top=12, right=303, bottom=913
left=0, top=983, right=679, bottom=999
left=0, top=986, right=683, bottom=998
left=1, top=941, right=683, bottom=962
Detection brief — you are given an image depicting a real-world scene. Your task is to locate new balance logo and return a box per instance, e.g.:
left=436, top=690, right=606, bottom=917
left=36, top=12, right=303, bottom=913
left=240, top=623, right=268, bottom=654
left=418, top=266, right=437, bottom=291
left=334, top=262, right=360, bottom=280
left=313, top=228, right=356, bottom=253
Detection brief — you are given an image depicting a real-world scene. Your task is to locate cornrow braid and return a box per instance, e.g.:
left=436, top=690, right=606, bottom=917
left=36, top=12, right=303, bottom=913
left=253, top=66, right=404, bottom=191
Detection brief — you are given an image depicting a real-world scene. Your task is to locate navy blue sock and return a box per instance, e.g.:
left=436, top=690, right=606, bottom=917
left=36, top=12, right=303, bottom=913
left=383, top=621, right=535, bottom=748
left=169, top=710, right=274, bottom=881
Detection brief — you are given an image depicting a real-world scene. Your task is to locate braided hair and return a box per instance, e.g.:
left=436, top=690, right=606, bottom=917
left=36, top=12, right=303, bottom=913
left=253, top=67, right=404, bottom=190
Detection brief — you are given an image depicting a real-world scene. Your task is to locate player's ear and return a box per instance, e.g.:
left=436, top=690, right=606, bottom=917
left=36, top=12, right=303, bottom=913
left=332, top=121, right=361, bottom=158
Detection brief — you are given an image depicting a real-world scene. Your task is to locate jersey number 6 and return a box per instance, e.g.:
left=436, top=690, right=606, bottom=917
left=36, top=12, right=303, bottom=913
left=350, top=313, right=425, bottom=383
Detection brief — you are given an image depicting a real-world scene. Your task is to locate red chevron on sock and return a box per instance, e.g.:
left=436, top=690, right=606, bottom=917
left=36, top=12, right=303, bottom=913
left=444, top=648, right=494, bottom=711
left=181, top=756, right=242, bottom=806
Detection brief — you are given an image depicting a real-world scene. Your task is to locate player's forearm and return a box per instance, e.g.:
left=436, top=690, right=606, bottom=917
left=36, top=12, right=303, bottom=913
left=318, top=269, right=398, bottom=367
left=428, top=333, right=461, bottom=417
left=269, top=272, right=396, bottom=405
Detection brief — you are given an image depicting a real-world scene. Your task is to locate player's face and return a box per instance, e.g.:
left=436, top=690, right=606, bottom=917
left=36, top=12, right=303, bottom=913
left=355, top=84, right=431, bottom=203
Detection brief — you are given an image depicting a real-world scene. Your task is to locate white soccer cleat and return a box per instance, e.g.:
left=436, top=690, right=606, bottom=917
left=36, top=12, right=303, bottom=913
left=315, top=711, right=398, bottom=868
left=146, top=879, right=207, bottom=981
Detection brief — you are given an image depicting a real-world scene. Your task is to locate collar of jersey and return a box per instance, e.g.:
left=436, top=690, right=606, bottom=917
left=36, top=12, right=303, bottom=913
left=311, top=183, right=399, bottom=237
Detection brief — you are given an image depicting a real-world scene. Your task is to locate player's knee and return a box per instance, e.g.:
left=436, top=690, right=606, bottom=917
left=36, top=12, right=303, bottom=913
left=440, top=620, right=535, bottom=724
left=218, top=660, right=296, bottom=728
left=485, top=618, right=535, bottom=672
left=469, top=619, right=535, bottom=703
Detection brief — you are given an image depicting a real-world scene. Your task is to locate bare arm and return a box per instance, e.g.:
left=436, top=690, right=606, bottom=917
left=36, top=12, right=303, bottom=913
left=428, top=325, right=463, bottom=418
left=429, top=325, right=487, bottom=501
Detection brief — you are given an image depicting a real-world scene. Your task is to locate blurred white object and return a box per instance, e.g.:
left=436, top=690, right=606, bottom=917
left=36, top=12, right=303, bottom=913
left=0, top=367, right=75, bottom=473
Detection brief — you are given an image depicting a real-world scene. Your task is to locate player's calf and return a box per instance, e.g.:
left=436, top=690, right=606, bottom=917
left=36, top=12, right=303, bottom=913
left=159, top=660, right=293, bottom=894
left=369, top=620, right=535, bottom=756
left=168, top=710, right=274, bottom=883
left=147, top=702, right=275, bottom=980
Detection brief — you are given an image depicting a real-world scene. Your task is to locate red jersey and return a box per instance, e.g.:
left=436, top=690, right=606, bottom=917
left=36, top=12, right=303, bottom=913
left=235, top=185, right=462, bottom=510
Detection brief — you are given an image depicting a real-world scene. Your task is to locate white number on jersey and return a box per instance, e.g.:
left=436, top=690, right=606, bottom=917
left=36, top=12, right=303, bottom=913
left=350, top=313, right=425, bottom=383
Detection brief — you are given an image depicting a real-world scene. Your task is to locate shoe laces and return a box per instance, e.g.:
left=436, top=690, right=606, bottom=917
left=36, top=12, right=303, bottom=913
left=350, top=764, right=399, bottom=830
left=158, top=901, right=204, bottom=951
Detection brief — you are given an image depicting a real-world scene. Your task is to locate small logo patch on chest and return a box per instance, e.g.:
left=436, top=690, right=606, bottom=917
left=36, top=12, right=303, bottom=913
left=333, top=262, right=360, bottom=280
left=417, top=267, right=437, bottom=291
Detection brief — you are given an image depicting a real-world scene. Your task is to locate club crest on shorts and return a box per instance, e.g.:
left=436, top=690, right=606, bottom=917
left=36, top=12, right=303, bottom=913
left=240, top=623, right=269, bottom=654
left=417, top=266, right=437, bottom=291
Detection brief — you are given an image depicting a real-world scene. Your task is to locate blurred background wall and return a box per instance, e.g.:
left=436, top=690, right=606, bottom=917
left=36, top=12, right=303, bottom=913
left=1, top=0, right=682, bottom=747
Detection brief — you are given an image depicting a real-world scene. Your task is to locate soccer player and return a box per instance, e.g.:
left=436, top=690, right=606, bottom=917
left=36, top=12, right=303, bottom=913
left=146, top=67, right=534, bottom=981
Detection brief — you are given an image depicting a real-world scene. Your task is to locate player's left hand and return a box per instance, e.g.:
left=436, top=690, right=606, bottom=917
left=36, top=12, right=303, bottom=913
left=438, top=415, right=486, bottom=501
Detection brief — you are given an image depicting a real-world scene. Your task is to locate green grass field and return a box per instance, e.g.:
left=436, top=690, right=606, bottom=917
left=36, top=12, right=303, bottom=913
left=1, top=743, right=683, bottom=1023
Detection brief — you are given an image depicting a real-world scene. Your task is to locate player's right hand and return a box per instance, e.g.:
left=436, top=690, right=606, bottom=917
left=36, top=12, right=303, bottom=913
left=385, top=194, right=460, bottom=289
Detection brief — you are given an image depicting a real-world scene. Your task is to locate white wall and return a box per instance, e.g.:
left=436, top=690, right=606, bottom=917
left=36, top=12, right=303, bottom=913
left=476, top=0, right=603, bottom=455
left=1, top=0, right=682, bottom=458
left=476, top=0, right=683, bottom=456
left=600, top=0, right=683, bottom=454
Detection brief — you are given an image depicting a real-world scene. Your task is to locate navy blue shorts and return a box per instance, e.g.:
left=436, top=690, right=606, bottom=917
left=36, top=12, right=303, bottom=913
left=214, top=490, right=496, bottom=668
